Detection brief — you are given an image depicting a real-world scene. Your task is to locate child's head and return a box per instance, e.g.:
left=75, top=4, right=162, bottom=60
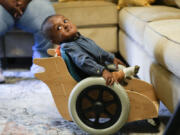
left=41, top=15, right=77, bottom=44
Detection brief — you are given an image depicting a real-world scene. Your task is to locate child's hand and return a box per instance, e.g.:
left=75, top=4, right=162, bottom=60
left=112, top=70, right=125, bottom=83
left=113, top=57, right=126, bottom=69
left=102, top=69, right=117, bottom=86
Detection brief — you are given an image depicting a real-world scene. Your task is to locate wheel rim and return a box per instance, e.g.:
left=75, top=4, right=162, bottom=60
left=76, top=85, right=122, bottom=129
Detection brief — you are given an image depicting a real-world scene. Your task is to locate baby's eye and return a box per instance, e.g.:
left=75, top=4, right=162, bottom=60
left=64, top=19, right=68, bottom=23
left=57, top=26, right=62, bottom=30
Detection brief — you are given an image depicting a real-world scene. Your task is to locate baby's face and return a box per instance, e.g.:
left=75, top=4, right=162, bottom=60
left=49, top=15, right=77, bottom=44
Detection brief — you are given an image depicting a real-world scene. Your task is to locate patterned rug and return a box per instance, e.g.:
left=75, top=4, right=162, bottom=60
left=0, top=69, right=171, bottom=135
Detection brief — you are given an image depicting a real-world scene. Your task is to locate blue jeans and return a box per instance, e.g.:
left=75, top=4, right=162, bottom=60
left=0, top=0, right=55, bottom=59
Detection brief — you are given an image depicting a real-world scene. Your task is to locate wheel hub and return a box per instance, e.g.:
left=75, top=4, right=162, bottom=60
left=94, top=101, right=104, bottom=112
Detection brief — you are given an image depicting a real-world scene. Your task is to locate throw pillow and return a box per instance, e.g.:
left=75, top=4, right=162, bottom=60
left=163, top=0, right=177, bottom=6
left=175, top=0, right=180, bottom=7
left=117, top=0, right=155, bottom=9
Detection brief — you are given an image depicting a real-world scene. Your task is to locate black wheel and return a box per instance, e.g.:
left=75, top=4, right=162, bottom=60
left=76, top=85, right=122, bottom=129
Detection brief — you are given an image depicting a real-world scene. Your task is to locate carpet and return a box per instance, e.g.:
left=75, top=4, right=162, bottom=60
left=0, top=69, right=171, bottom=135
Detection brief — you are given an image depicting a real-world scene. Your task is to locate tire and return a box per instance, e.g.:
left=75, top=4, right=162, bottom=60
left=68, top=77, right=130, bottom=135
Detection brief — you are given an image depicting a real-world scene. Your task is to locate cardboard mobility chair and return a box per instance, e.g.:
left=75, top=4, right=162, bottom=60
left=33, top=48, right=159, bottom=135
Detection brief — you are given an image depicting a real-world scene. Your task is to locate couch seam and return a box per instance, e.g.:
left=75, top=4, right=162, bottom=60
left=146, top=24, right=180, bottom=45
left=122, top=8, right=148, bottom=23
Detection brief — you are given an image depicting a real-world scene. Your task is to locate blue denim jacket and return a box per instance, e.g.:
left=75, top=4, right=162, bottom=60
left=61, top=33, right=115, bottom=76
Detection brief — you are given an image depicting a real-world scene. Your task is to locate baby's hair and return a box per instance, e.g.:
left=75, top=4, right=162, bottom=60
left=41, top=15, right=54, bottom=39
left=41, top=14, right=63, bottom=40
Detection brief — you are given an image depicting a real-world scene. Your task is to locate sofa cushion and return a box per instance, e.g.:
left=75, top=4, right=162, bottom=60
left=144, top=19, right=180, bottom=78
left=119, top=6, right=180, bottom=46
left=151, top=63, right=180, bottom=113
left=175, top=0, right=180, bottom=7
left=79, top=27, right=117, bottom=52
left=54, top=1, right=117, bottom=27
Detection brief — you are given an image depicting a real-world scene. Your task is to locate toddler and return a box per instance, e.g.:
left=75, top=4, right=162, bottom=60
left=41, top=15, right=138, bottom=85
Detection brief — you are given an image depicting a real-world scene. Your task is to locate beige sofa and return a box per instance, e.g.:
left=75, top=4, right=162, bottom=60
left=119, top=5, right=180, bottom=113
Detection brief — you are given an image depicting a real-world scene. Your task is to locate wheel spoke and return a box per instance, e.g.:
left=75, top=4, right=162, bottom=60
left=84, top=93, right=95, bottom=103
left=104, top=108, right=113, bottom=118
left=104, top=99, right=116, bottom=107
left=97, top=89, right=104, bottom=101
left=83, top=106, right=94, bottom=113
left=95, top=112, right=100, bottom=125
